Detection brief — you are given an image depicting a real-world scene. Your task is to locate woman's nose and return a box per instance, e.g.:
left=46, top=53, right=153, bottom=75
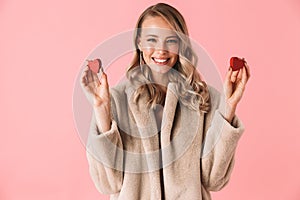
left=155, top=41, right=168, bottom=52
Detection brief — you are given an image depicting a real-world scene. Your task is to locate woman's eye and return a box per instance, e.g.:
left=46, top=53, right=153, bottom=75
left=166, top=39, right=178, bottom=44
left=147, top=38, right=157, bottom=43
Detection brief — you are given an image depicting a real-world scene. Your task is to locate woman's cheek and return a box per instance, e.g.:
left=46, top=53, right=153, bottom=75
left=142, top=50, right=154, bottom=64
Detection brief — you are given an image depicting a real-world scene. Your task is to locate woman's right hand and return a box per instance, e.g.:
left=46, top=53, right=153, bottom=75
left=81, top=65, right=112, bottom=132
left=81, top=65, right=110, bottom=107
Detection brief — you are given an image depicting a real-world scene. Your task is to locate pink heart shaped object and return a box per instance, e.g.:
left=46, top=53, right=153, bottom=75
left=87, top=59, right=102, bottom=73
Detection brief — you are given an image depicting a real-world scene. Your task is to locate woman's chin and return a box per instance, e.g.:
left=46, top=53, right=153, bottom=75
left=150, top=65, right=172, bottom=74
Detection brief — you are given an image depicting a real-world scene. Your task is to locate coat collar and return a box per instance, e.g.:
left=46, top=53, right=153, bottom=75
left=125, top=83, right=180, bottom=137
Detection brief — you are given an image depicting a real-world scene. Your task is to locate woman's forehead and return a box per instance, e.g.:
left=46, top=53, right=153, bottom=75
left=140, top=16, right=177, bottom=36
left=140, top=27, right=177, bottom=38
left=142, top=16, right=172, bottom=29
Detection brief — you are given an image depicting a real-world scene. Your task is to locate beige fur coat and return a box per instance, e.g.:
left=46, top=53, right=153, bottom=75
left=86, top=80, right=244, bottom=200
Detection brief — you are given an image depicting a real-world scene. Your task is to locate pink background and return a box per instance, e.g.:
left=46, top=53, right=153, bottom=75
left=1, top=0, right=300, bottom=199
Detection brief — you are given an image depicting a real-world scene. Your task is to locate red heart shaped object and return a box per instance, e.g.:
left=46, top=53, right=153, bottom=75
left=87, top=58, right=102, bottom=73
left=230, top=57, right=245, bottom=71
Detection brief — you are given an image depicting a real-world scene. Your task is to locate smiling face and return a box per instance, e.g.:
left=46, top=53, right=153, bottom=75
left=138, top=16, right=179, bottom=74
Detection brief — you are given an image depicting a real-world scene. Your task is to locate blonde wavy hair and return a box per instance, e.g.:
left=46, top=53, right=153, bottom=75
left=126, top=3, right=210, bottom=112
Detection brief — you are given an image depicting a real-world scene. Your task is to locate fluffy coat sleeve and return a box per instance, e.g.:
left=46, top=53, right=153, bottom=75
left=86, top=93, right=124, bottom=194
left=200, top=86, right=245, bottom=191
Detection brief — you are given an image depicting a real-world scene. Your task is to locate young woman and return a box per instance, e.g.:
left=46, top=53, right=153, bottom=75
left=81, top=3, right=250, bottom=200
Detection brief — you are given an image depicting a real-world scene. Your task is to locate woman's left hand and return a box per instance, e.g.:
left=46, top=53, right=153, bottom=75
left=223, top=60, right=251, bottom=122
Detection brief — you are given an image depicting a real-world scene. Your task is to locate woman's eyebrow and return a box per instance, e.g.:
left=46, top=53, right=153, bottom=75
left=145, top=34, right=178, bottom=38
left=145, top=34, right=159, bottom=37
left=166, top=35, right=179, bottom=39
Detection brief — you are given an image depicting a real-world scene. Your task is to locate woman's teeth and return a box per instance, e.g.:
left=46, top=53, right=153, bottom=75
left=153, top=58, right=169, bottom=64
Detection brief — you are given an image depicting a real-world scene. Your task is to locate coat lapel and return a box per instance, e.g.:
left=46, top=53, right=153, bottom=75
left=125, top=86, right=160, bottom=172
left=125, top=86, right=158, bottom=140
left=160, top=83, right=202, bottom=167
left=125, top=83, right=179, bottom=142
left=160, top=83, right=179, bottom=146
